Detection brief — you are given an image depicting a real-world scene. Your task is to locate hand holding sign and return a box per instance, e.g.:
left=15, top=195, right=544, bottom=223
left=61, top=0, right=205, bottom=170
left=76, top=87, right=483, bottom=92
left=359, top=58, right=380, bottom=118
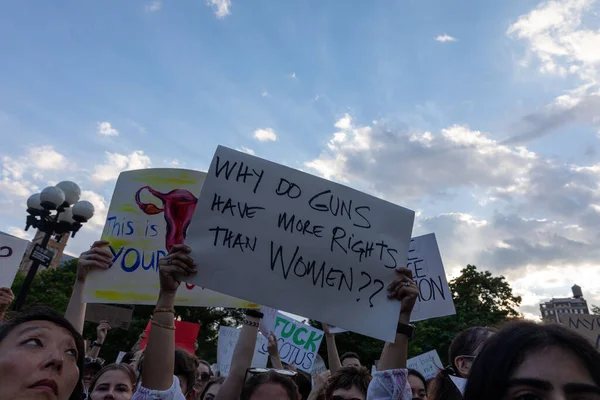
left=77, top=241, right=112, bottom=283
left=0, top=287, right=14, bottom=313
left=158, top=244, right=197, bottom=295
left=96, top=321, right=112, bottom=342
left=387, top=267, right=419, bottom=318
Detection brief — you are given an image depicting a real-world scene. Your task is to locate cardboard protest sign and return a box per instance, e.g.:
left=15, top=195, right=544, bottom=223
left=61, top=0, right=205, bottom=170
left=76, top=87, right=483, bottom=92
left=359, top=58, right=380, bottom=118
left=187, top=146, right=415, bottom=341
left=83, top=168, right=257, bottom=308
left=407, top=350, right=443, bottom=380
left=140, top=320, right=201, bottom=354
left=405, top=234, right=455, bottom=321
left=259, top=305, right=279, bottom=336
left=85, top=304, right=134, bottom=329
left=0, top=234, right=29, bottom=287
left=217, top=326, right=269, bottom=376
left=258, top=312, right=324, bottom=372
left=559, top=314, right=600, bottom=349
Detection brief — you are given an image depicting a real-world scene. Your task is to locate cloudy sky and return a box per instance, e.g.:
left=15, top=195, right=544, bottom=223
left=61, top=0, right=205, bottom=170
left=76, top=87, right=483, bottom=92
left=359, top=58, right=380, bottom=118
left=1, top=0, right=600, bottom=319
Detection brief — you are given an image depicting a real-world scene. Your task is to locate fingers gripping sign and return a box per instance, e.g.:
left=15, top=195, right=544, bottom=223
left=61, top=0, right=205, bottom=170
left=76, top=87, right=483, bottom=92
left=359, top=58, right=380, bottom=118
left=387, top=267, right=419, bottom=317
left=158, top=244, right=198, bottom=295
left=77, top=240, right=113, bottom=282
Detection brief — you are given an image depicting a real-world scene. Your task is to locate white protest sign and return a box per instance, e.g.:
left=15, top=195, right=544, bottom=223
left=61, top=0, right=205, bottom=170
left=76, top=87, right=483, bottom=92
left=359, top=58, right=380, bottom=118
left=257, top=312, right=324, bottom=373
left=450, top=376, right=467, bottom=395
left=259, top=305, right=278, bottom=336
left=187, top=146, right=415, bottom=341
left=0, top=234, right=29, bottom=287
left=328, top=326, right=347, bottom=334
left=407, top=349, right=443, bottom=380
left=217, top=326, right=268, bottom=376
left=311, top=354, right=328, bottom=386
left=116, top=351, right=127, bottom=364
left=83, top=168, right=257, bottom=308
left=406, top=233, right=455, bottom=321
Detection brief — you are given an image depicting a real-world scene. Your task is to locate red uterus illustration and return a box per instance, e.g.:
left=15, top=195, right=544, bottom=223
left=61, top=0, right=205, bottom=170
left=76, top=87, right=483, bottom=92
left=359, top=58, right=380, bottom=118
left=135, top=186, right=198, bottom=251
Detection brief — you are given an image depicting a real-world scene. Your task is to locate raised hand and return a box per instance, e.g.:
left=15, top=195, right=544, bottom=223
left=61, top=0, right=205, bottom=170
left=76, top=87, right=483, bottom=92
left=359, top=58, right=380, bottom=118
left=387, top=267, right=419, bottom=318
left=77, top=240, right=112, bottom=282
left=158, top=244, right=197, bottom=295
left=267, top=332, right=279, bottom=357
left=0, top=287, right=14, bottom=312
left=96, top=321, right=112, bottom=343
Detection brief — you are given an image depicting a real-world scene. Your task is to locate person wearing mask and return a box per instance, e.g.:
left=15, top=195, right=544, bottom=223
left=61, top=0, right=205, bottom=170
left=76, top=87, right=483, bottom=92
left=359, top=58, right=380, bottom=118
left=408, top=369, right=428, bottom=400
left=428, top=326, right=496, bottom=400
left=88, top=363, right=137, bottom=400
left=0, top=305, right=86, bottom=400
left=324, top=366, right=371, bottom=400
left=464, top=321, right=600, bottom=400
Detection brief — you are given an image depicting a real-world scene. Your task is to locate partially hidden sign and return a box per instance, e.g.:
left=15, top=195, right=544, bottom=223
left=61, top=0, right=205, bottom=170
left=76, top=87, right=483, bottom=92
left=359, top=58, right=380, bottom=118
left=407, top=349, right=443, bottom=380
left=140, top=320, right=201, bottom=354
left=217, top=326, right=269, bottom=376
left=0, top=234, right=29, bottom=287
left=187, top=146, right=415, bottom=341
left=559, top=314, right=600, bottom=350
left=85, top=304, right=134, bottom=329
left=405, top=233, right=455, bottom=321
left=259, top=312, right=324, bottom=373
left=83, top=168, right=257, bottom=308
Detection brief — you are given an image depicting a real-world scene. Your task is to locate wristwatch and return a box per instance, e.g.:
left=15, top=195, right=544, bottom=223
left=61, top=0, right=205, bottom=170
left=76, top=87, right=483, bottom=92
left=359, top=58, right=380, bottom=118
left=245, top=309, right=264, bottom=319
left=396, top=322, right=416, bottom=339
left=90, top=341, right=103, bottom=348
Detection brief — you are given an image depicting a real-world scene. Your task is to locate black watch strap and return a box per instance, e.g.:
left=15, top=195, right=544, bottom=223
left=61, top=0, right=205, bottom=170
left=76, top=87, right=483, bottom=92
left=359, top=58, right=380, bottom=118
left=245, top=309, right=264, bottom=319
left=396, top=322, right=415, bottom=339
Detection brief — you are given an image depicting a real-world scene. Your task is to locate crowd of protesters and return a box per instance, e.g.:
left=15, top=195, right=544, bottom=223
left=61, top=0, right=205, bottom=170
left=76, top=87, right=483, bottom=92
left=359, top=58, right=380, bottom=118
left=0, top=240, right=599, bottom=400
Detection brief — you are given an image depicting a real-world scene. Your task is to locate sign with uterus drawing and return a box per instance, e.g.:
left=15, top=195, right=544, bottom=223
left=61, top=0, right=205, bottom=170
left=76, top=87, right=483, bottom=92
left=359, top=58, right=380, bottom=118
left=83, top=168, right=258, bottom=308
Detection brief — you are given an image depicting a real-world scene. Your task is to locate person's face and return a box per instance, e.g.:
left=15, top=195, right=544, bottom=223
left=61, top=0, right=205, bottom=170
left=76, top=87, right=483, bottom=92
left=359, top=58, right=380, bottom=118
left=90, top=369, right=134, bottom=400
left=0, top=320, right=80, bottom=400
left=84, top=368, right=100, bottom=390
left=505, top=346, right=600, bottom=400
left=195, top=363, right=211, bottom=391
left=330, top=385, right=366, bottom=400
left=408, top=375, right=427, bottom=400
left=249, top=382, right=291, bottom=400
left=342, top=358, right=361, bottom=368
left=203, top=382, right=222, bottom=400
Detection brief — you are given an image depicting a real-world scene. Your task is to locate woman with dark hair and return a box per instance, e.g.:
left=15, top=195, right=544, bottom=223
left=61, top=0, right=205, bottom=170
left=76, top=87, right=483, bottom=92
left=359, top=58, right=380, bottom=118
left=429, top=326, right=496, bottom=400
left=199, top=376, right=225, bottom=400
left=408, top=369, right=428, bottom=400
left=88, top=363, right=138, bottom=400
left=0, top=305, right=86, bottom=400
left=464, top=321, right=600, bottom=400
left=325, top=366, right=371, bottom=400
left=241, top=370, right=299, bottom=400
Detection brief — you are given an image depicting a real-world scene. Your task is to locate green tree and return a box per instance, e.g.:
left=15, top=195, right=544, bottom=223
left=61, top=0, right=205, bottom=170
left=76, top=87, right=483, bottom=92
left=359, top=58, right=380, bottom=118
left=592, top=305, right=600, bottom=315
left=313, top=264, right=522, bottom=367
left=10, top=260, right=244, bottom=363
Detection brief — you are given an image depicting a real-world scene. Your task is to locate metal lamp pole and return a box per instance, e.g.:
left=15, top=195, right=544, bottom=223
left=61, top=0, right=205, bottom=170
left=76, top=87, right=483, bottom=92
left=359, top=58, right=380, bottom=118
left=13, top=181, right=95, bottom=311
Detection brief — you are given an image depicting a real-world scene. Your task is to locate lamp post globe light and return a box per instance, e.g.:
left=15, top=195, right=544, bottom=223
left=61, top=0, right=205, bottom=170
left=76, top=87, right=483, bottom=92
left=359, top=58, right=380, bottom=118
left=13, top=181, right=95, bottom=311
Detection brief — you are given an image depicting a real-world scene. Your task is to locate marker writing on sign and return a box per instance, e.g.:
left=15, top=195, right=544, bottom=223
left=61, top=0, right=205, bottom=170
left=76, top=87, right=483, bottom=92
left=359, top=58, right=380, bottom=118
left=211, top=193, right=265, bottom=219
left=406, top=239, right=447, bottom=302
left=214, top=156, right=264, bottom=194
left=330, top=227, right=398, bottom=268
left=0, top=246, right=13, bottom=258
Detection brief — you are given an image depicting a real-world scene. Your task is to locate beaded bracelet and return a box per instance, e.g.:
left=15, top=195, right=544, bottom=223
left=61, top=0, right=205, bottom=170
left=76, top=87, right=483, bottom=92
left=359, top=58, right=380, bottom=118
left=154, top=307, right=176, bottom=315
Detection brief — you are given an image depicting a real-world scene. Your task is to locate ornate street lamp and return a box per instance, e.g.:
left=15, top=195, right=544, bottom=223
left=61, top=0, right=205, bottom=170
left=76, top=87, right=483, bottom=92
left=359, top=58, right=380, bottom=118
left=13, top=181, right=95, bottom=311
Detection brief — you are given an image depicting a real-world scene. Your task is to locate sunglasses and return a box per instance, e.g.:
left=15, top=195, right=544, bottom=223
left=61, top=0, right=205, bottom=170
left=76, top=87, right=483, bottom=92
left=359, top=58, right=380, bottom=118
left=199, top=372, right=211, bottom=382
left=245, top=368, right=298, bottom=381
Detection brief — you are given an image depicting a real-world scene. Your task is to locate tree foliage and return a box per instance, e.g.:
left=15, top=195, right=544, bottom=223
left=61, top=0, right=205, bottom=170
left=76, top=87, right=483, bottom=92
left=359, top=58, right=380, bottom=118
left=10, top=260, right=244, bottom=363
left=314, top=264, right=522, bottom=367
left=592, top=305, right=600, bottom=315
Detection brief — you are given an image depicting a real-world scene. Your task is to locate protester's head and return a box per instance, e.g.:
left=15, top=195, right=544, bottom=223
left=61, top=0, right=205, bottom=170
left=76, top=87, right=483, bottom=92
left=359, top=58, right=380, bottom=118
left=0, top=305, right=85, bottom=400
left=465, top=321, right=600, bottom=400
left=88, top=363, right=137, bottom=400
left=295, top=370, right=313, bottom=400
left=201, top=376, right=225, bottom=400
left=325, top=366, right=371, bottom=400
left=408, top=369, right=428, bottom=400
left=449, top=326, right=496, bottom=378
left=242, top=370, right=299, bottom=400
left=195, top=359, right=213, bottom=393
left=83, top=358, right=104, bottom=390
left=429, top=326, right=496, bottom=400
left=174, top=348, right=199, bottom=397
left=340, top=352, right=362, bottom=368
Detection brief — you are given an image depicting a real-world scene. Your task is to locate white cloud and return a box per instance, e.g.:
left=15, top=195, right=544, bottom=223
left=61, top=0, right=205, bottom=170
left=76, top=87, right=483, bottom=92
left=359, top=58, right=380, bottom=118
left=97, top=121, right=119, bottom=136
left=237, top=146, right=256, bottom=155
left=207, top=0, right=231, bottom=18
left=7, top=226, right=32, bottom=240
left=261, top=91, right=268, bottom=97
left=334, top=113, right=353, bottom=130
left=435, top=34, right=457, bottom=42
left=27, top=146, right=68, bottom=170
left=291, top=72, right=297, bottom=79
left=253, top=128, right=277, bottom=142
left=80, top=189, right=108, bottom=228
left=146, top=1, right=162, bottom=12
left=92, top=150, right=152, bottom=183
